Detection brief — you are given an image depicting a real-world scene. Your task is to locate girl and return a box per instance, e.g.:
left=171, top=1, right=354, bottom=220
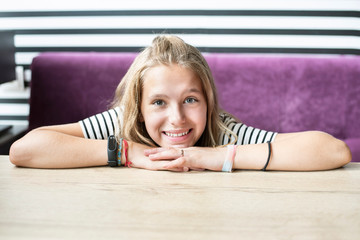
left=9, top=35, right=351, bottom=171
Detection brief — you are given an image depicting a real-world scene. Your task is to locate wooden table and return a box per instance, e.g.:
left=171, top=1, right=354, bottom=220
left=1, top=155, right=359, bottom=239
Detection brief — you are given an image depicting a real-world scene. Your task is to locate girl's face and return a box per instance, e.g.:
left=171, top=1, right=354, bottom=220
left=140, top=64, right=207, bottom=148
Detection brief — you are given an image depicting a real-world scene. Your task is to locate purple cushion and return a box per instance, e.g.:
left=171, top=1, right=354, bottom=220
left=29, top=52, right=137, bottom=130
left=206, top=54, right=360, bottom=140
left=29, top=53, right=360, bottom=161
left=344, top=138, right=360, bottom=162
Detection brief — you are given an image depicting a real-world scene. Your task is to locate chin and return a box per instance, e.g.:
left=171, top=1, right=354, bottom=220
left=171, top=144, right=192, bottom=148
left=161, top=142, right=194, bottom=148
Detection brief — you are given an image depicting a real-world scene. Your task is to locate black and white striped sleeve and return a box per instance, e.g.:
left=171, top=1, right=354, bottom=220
left=79, top=107, right=121, bottom=140
left=219, top=114, right=277, bottom=145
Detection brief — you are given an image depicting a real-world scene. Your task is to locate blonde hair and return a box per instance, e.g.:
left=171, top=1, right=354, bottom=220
left=112, top=35, right=236, bottom=147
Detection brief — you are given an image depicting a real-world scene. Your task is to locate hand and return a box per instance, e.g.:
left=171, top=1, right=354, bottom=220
left=144, top=146, right=226, bottom=171
left=126, top=141, right=190, bottom=172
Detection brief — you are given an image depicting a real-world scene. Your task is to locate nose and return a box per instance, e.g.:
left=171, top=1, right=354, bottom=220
left=169, top=104, right=186, bottom=126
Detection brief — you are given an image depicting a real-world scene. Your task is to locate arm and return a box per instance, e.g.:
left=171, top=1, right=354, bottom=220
left=146, top=131, right=352, bottom=171
left=9, top=123, right=108, bottom=168
left=234, top=131, right=351, bottom=171
left=9, top=123, right=184, bottom=170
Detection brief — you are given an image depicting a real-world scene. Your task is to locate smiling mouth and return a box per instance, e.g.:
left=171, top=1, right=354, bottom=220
left=163, top=129, right=192, bottom=137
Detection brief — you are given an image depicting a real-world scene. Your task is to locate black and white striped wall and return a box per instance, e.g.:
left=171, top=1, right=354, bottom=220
left=0, top=0, right=359, bottom=126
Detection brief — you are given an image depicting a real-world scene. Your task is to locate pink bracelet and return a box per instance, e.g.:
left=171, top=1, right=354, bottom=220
left=123, top=139, right=132, bottom=167
left=222, top=145, right=237, bottom=172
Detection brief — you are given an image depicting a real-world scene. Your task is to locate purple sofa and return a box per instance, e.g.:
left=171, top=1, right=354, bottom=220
left=29, top=52, right=360, bottom=161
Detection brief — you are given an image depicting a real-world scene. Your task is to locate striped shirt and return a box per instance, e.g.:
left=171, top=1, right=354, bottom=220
left=79, top=107, right=277, bottom=145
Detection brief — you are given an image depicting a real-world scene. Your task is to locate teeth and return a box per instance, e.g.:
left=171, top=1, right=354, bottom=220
left=165, top=130, right=190, bottom=137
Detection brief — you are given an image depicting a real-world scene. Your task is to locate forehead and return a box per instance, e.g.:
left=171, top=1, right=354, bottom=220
left=142, top=64, right=203, bottom=91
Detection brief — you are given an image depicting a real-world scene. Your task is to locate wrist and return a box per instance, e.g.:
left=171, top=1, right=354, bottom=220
left=216, top=147, right=228, bottom=171
left=222, top=145, right=237, bottom=172
left=191, top=147, right=226, bottom=171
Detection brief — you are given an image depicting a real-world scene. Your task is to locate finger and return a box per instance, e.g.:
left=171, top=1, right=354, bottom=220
left=148, top=148, right=183, bottom=161
left=163, top=157, right=186, bottom=169
left=144, top=147, right=168, bottom=156
left=147, top=159, right=183, bottom=172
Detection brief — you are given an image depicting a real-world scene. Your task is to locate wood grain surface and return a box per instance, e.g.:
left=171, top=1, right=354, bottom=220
left=1, top=156, right=359, bottom=240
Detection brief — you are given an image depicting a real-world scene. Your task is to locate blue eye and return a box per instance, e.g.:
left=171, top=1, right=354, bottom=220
left=153, top=100, right=165, bottom=106
left=185, top=97, right=198, bottom=104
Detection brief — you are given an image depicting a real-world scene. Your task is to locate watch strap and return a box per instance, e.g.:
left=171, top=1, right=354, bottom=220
left=107, top=135, right=118, bottom=167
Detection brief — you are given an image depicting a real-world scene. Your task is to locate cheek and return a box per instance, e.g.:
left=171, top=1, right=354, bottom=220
left=143, top=112, right=164, bottom=134
left=191, top=105, right=207, bottom=131
left=199, top=109, right=208, bottom=131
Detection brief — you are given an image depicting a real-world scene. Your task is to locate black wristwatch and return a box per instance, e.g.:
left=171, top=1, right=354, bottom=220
left=107, top=135, right=118, bottom=167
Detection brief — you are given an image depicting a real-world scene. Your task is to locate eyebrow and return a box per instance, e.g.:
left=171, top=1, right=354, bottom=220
left=148, top=88, right=202, bottom=99
left=188, top=88, right=202, bottom=94
left=148, top=93, right=168, bottom=100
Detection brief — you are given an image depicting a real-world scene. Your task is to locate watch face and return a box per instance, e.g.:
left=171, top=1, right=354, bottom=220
left=108, top=136, right=117, bottom=151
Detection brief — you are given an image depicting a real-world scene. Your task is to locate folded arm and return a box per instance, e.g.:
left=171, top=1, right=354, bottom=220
left=147, top=131, right=352, bottom=171
left=9, top=123, right=108, bottom=168
left=9, top=123, right=182, bottom=171
left=236, top=131, right=351, bottom=171
left=10, top=123, right=351, bottom=171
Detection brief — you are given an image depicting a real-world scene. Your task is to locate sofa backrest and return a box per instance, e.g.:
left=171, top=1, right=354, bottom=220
left=205, top=54, right=360, bottom=140
left=29, top=52, right=360, bottom=141
left=29, top=52, right=137, bottom=130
